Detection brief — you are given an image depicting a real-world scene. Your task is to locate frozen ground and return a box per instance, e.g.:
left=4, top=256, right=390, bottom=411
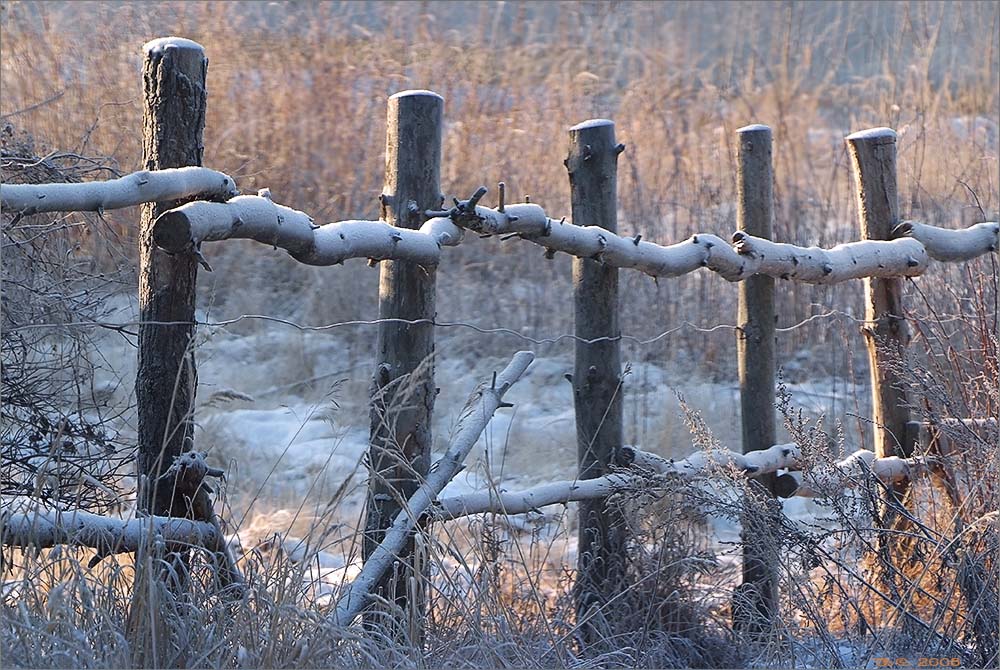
left=87, top=294, right=872, bottom=547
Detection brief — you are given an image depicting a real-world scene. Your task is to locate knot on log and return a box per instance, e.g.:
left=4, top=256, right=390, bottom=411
left=153, top=451, right=225, bottom=520
left=425, top=186, right=488, bottom=229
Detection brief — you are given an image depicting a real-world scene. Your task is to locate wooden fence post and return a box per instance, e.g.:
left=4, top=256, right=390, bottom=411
left=137, top=37, right=208, bottom=515
left=131, top=36, right=208, bottom=666
left=365, top=90, right=443, bottom=637
left=846, top=128, right=912, bottom=498
left=567, top=119, right=627, bottom=631
left=732, top=124, right=779, bottom=633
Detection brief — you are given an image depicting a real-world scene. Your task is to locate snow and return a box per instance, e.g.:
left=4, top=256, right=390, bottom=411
left=569, top=118, right=614, bottom=131
left=142, top=36, right=205, bottom=54
left=736, top=123, right=771, bottom=134
left=389, top=89, right=444, bottom=101
left=845, top=127, right=897, bottom=141
left=78, top=293, right=880, bottom=566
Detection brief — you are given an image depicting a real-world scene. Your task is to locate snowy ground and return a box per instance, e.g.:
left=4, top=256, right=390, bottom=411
left=84, top=293, right=874, bottom=595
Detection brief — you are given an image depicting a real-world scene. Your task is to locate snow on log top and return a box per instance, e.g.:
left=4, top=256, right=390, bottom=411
left=846, top=127, right=897, bottom=142
left=570, top=118, right=614, bottom=131
left=736, top=123, right=771, bottom=134
left=142, top=36, right=205, bottom=54
left=389, top=89, right=444, bottom=100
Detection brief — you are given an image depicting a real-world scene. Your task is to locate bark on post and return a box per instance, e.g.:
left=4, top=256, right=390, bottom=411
left=567, top=119, right=627, bottom=629
left=364, top=90, right=442, bottom=637
left=130, top=37, right=208, bottom=665
left=732, top=124, right=779, bottom=634
left=136, top=37, right=207, bottom=515
left=846, top=128, right=912, bottom=498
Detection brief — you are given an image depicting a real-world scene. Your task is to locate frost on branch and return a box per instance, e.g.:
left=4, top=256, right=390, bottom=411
left=333, top=351, right=534, bottom=627
left=785, top=449, right=936, bottom=497
left=892, top=220, right=999, bottom=262
left=0, top=167, right=238, bottom=215
left=1, top=504, right=221, bottom=555
left=153, top=194, right=463, bottom=267
left=437, top=186, right=997, bottom=284
left=436, top=187, right=748, bottom=279
left=731, top=232, right=929, bottom=283
left=431, top=444, right=801, bottom=520
left=430, top=443, right=941, bottom=520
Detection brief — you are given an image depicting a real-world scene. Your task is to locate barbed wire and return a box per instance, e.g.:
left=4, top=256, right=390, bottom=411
left=6, top=307, right=975, bottom=347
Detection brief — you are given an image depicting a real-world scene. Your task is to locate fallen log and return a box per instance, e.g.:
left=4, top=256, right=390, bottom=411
left=333, top=351, right=534, bottom=626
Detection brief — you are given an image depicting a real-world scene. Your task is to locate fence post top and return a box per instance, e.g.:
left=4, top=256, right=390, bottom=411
left=846, top=127, right=897, bottom=144
left=389, top=89, right=444, bottom=102
left=736, top=123, right=771, bottom=135
left=142, top=36, right=205, bottom=56
left=570, top=118, right=614, bottom=132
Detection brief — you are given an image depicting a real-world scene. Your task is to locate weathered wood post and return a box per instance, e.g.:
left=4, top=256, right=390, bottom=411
left=365, top=90, right=442, bottom=638
left=137, top=37, right=208, bottom=515
left=846, top=128, right=912, bottom=499
left=732, top=124, right=779, bottom=633
left=131, top=36, right=208, bottom=665
left=567, top=119, right=627, bottom=632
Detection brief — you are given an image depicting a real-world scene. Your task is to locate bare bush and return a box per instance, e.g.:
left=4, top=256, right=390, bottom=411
left=1, top=126, right=135, bottom=513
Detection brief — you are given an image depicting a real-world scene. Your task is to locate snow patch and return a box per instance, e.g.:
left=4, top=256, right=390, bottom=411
left=570, top=118, right=614, bottom=131
left=736, top=123, right=771, bottom=134
left=846, top=127, right=896, bottom=142
left=389, top=89, right=444, bottom=101
left=142, top=36, right=204, bottom=54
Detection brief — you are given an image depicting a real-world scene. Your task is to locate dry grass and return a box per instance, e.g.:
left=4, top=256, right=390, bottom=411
left=2, top=1, right=999, bottom=667
left=2, top=1, right=997, bottom=366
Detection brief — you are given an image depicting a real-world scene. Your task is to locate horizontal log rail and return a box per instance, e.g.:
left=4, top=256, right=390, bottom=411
left=151, top=194, right=463, bottom=268
left=4, top=171, right=994, bottom=281
left=439, top=186, right=998, bottom=283
left=429, top=444, right=937, bottom=521
left=1, top=505, right=221, bottom=554
left=1, top=167, right=238, bottom=215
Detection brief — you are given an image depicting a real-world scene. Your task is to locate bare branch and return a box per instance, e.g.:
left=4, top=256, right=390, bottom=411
left=333, top=350, right=534, bottom=627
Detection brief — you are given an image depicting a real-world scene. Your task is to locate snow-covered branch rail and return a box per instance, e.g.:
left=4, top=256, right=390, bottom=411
left=788, top=449, right=937, bottom=497
left=0, top=505, right=223, bottom=555
left=429, top=445, right=936, bottom=520
left=431, top=444, right=798, bottom=520
left=1, top=167, right=238, bottom=215
left=436, top=190, right=749, bottom=279
left=439, top=187, right=998, bottom=284
left=730, top=232, right=929, bottom=282
left=152, top=195, right=463, bottom=267
left=892, top=221, right=999, bottom=262
left=333, top=350, right=534, bottom=627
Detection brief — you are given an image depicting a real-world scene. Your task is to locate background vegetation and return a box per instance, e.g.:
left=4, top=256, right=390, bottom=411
left=1, top=1, right=997, bottom=667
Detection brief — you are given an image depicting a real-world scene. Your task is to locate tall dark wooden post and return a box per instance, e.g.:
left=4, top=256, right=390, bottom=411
left=568, top=119, right=627, bottom=632
left=733, top=124, right=779, bottom=633
left=131, top=36, right=208, bottom=666
left=365, top=90, right=442, bottom=639
left=137, top=37, right=207, bottom=514
left=846, top=128, right=912, bottom=497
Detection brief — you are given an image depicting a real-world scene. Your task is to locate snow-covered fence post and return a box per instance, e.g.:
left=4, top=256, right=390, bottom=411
left=846, top=128, right=913, bottom=499
left=136, top=37, right=208, bottom=515
left=567, top=119, right=627, bottom=632
left=130, top=36, right=209, bottom=663
left=732, top=124, right=779, bottom=634
left=364, top=90, right=443, bottom=637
